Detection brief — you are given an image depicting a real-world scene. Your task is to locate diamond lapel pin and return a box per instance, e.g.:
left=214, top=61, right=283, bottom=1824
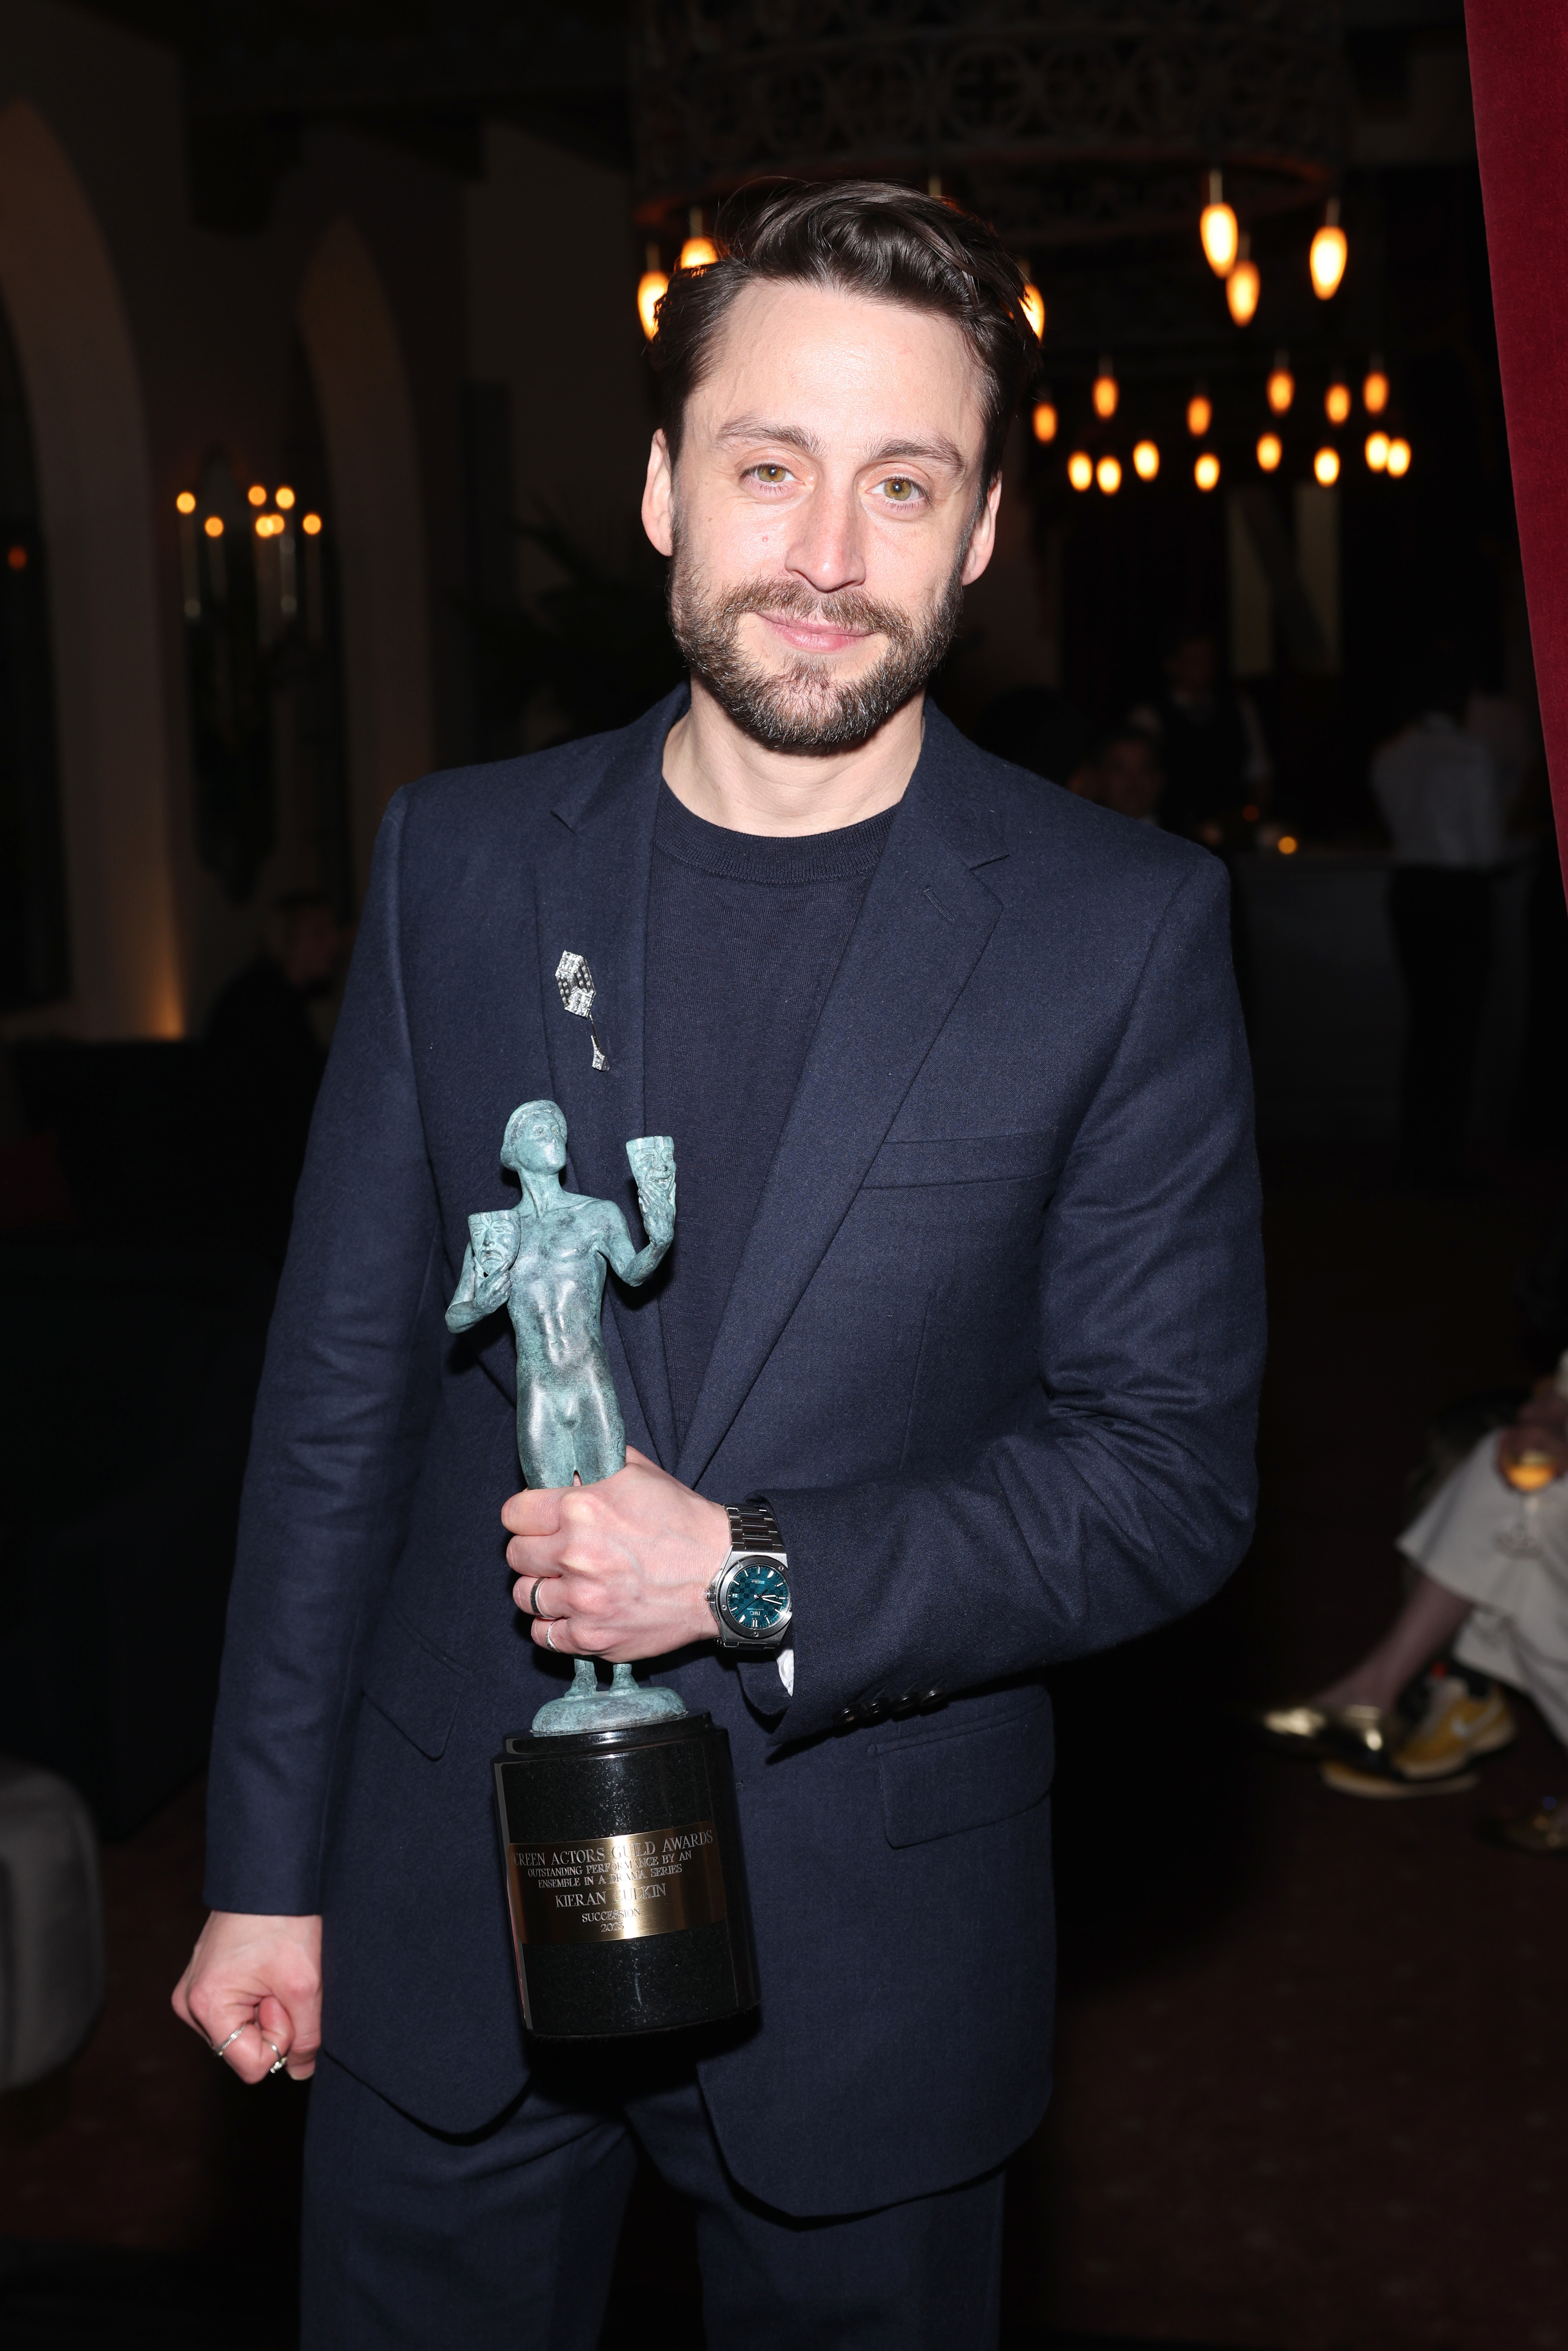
left=555, top=951, right=608, bottom=1070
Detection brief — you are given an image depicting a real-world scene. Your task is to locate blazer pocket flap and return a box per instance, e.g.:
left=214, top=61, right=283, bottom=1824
left=876, top=1697, right=1054, bottom=1849
left=863, top=1133, right=1055, bottom=1190
left=362, top=1610, right=472, bottom=1760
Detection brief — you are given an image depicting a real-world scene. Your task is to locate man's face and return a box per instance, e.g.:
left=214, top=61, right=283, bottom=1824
left=1166, top=637, right=1217, bottom=699
left=1096, top=737, right=1164, bottom=822
left=643, top=281, right=1000, bottom=754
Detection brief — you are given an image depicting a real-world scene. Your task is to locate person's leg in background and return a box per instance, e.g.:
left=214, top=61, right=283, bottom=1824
left=300, top=2051, right=639, bottom=2351
left=629, top=2071, right=1007, bottom=2351
left=1388, top=865, right=1496, bottom=1187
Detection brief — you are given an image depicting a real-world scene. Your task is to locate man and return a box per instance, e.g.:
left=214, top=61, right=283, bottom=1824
left=1371, top=652, right=1510, bottom=1189
left=174, top=183, right=1264, bottom=2347
left=1072, top=723, right=1165, bottom=823
left=1129, top=627, right=1271, bottom=846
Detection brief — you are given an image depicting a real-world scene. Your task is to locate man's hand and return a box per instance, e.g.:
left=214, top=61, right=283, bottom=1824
left=503, top=1448, right=727, bottom=1659
left=172, top=1911, right=323, bottom=2083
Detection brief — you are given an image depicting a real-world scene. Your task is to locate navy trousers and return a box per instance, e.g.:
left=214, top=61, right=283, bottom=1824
left=300, top=2049, right=1006, bottom=2349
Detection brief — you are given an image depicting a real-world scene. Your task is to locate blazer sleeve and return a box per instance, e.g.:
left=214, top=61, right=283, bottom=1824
left=203, top=790, right=441, bottom=1914
left=765, top=854, right=1266, bottom=1744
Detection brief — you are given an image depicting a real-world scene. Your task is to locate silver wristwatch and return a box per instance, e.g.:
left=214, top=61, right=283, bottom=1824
left=706, top=1498, right=792, bottom=1650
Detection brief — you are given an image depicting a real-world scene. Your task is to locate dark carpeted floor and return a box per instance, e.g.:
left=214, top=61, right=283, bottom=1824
left=1, top=1150, right=1564, bottom=2351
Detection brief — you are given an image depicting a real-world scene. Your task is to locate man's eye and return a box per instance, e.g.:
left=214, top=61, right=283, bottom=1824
left=751, top=464, right=792, bottom=485
left=879, top=477, right=922, bottom=504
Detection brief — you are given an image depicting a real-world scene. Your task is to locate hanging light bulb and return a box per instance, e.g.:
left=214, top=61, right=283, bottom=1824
left=1226, top=237, right=1260, bottom=327
left=247, top=484, right=267, bottom=508
left=1133, top=440, right=1160, bottom=481
left=1310, top=198, right=1348, bottom=300
left=1325, top=381, right=1352, bottom=425
left=637, top=242, right=668, bottom=339
left=1364, top=432, right=1390, bottom=471
left=1314, top=446, right=1341, bottom=486
left=679, top=210, right=716, bottom=270
left=1266, top=352, right=1294, bottom=413
left=1096, top=455, right=1122, bottom=495
left=1092, top=357, right=1118, bottom=419
left=1031, top=398, right=1059, bottom=444
left=302, top=512, right=323, bottom=535
left=1067, top=451, right=1093, bottom=492
left=1194, top=452, right=1221, bottom=491
left=1386, top=438, right=1411, bottom=477
left=175, top=491, right=196, bottom=515
left=1363, top=359, right=1390, bottom=414
left=1187, top=390, right=1213, bottom=437
left=1200, top=170, right=1238, bottom=277
left=1257, top=433, right=1283, bottom=472
left=276, top=486, right=296, bottom=511
left=1020, top=279, right=1046, bottom=339
left=203, top=515, right=224, bottom=539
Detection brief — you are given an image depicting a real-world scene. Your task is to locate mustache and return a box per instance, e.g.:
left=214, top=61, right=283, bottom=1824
left=705, top=577, right=915, bottom=648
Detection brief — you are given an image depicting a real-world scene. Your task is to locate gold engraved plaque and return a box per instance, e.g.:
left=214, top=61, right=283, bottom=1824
left=507, top=1820, right=727, bottom=1947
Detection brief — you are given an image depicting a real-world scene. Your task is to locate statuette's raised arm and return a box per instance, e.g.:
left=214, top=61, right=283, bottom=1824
left=601, top=1134, right=676, bottom=1287
left=444, top=1209, right=520, bottom=1332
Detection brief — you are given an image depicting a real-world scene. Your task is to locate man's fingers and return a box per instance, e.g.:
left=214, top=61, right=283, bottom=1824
left=501, top=1486, right=567, bottom=1536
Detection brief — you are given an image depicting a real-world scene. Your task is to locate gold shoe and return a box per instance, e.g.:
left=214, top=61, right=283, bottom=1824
left=1392, top=1679, right=1516, bottom=1781
left=1251, top=1700, right=1401, bottom=1761
left=1321, top=1758, right=1479, bottom=1800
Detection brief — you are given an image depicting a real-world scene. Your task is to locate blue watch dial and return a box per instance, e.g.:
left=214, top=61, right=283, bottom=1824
left=725, top=1558, right=790, bottom=1635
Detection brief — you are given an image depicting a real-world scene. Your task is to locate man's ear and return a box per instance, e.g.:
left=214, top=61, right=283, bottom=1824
left=959, top=472, right=1004, bottom=588
left=642, top=431, right=675, bottom=558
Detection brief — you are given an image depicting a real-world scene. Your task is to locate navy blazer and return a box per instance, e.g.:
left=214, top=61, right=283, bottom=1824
left=205, top=690, right=1264, bottom=2215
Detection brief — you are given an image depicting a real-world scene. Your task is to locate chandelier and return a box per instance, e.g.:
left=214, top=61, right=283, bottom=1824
left=631, top=2, right=1343, bottom=254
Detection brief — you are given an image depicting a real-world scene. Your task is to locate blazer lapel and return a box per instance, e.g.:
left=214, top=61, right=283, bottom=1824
left=675, top=709, right=1009, bottom=1490
left=532, top=691, right=685, bottom=1468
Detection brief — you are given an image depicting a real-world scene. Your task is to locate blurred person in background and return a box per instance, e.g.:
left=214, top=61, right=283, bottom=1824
left=1257, top=1365, right=1568, bottom=1849
left=1071, top=723, right=1165, bottom=824
left=1372, top=650, right=1511, bottom=1192
left=205, top=891, right=346, bottom=1263
left=1127, top=626, right=1272, bottom=848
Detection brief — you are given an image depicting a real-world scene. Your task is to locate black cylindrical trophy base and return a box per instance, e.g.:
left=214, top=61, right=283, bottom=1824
left=492, top=1712, right=759, bottom=2040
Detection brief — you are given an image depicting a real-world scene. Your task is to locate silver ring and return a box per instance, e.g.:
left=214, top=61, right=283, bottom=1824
left=529, top=1578, right=556, bottom=1619
left=211, top=2023, right=249, bottom=2060
left=263, top=2036, right=287, bottom=2075
left=545, top=1620, right=558, bottom=1651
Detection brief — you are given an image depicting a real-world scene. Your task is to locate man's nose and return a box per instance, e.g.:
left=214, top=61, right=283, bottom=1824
left=784, top=484, right=867, bottom=598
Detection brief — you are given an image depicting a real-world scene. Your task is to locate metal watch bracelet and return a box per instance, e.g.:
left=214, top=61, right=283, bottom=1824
left=707, top=1497, right=790, bottom=1649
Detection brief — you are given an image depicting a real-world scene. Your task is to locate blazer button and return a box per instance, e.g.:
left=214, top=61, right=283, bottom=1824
left=918, top=1686, right=948, bottom=1711
left=834, top=1708, right=859, bottom=1732
left=859, top=1696, right=889, bottom=1725
left=889, top=1691, right=919, bottom=1718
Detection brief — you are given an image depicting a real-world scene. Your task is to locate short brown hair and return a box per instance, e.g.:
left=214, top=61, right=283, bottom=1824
left=648, top=180, right=1038, bottom=486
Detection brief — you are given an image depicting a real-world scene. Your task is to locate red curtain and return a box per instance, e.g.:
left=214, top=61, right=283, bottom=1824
left=1466, top=1, right=1568, bottom=890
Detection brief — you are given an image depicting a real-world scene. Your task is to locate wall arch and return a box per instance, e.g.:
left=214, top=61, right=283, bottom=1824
left=0, top=99, right=180, bottom=1037
left=297, top=219, right=432, bottom=898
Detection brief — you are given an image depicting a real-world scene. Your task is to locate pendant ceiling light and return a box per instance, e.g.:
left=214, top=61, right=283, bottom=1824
left=1309, top=198, right=1348, bottom=299
left=1200, top=170, right=1239, bottom=278
left=1226, top=237, right=1260, bottom=325
left=1266, top=355, right=1294, bottom=413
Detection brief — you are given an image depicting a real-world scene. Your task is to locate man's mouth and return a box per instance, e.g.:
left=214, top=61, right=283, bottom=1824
left=755, top=611, right=876, bottom=658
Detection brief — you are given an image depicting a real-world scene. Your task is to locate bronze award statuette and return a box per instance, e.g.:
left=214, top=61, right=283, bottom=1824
left=447, top=1100, right=759, bottom=2039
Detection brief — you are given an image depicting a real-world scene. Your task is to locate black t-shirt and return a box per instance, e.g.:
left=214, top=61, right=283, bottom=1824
left=644, top=782, right=895, bottom=1446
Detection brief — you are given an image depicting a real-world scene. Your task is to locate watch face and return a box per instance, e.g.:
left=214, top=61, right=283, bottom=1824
left=724, top=1557, right=790, bottom=1636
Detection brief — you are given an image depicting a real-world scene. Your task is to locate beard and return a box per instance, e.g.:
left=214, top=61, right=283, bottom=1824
left=666, top=529, right=967, bottom=755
